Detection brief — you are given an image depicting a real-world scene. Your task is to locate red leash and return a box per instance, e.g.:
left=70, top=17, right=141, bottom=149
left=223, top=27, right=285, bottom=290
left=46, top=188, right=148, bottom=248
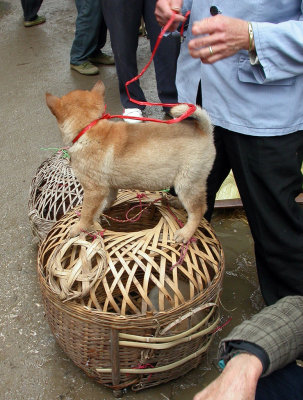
left=73, top=11, right=193, bottom=144
left=123, top=11, right=192, bottom=112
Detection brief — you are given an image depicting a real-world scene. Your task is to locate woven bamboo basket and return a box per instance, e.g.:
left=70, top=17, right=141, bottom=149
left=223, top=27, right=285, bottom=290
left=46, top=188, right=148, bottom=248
left=37, top=191, right=225, bottom=395
left=28, top=150, right=83, bottom=242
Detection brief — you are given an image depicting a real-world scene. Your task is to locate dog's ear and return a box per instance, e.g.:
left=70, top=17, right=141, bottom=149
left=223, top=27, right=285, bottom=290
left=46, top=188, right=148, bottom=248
left=91, top=80, right=105, bottom=97
left=45, top=93, right=61, bottom=117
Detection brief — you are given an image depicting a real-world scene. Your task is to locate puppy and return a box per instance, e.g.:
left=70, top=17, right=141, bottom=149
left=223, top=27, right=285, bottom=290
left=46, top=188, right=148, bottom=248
left=46, top=81, right=215, bottom=243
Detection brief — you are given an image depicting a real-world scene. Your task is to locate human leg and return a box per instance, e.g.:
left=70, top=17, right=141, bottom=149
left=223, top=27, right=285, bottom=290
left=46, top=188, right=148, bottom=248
left=21, top=0, right=44, bottom=22
left=87, top=9, right=114, bottom=65
left=96, top=9, right=107, bottom=52
left=102, top=0, right=146, bottom=110
left=143, top=0, right=180, bottom=109
left=224, top=131, right=303, bottom=304
left=204, top=126, right=233, bottom=221
left=70, top=0, right=103, bottom=65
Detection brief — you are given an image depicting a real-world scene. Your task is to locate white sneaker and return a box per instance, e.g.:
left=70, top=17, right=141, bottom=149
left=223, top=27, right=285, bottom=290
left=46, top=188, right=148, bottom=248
left=122, top=108, right=143, bottom=123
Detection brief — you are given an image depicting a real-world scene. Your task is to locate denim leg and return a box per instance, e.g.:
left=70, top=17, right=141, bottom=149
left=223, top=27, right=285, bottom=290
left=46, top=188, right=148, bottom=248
left=21, top=0, right=43, bottom=21
left=70, top=0, right=106, bottom=65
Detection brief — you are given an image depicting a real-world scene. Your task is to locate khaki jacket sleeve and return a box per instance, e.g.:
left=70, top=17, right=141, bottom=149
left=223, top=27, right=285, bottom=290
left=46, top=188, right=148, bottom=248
left=219, top=296, right=303, bottom=376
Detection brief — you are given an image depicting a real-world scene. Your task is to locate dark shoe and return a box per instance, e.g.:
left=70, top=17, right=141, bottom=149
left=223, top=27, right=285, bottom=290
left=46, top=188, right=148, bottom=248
left=24, top=15, right=46, bottom=27
left=88, top=51, right=115, bottom=65
left=70, top=61, right=99, bottom=76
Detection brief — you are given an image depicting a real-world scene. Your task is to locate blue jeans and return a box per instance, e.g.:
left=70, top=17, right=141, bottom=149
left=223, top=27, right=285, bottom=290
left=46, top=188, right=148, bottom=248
left=70, top=0, right=107, bottom=65
left=256, top=362, right=303, bottom=400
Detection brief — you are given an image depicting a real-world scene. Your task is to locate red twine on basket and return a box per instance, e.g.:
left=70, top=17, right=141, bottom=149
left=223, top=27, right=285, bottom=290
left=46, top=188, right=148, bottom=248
left=213, top=317, right=233, bottom=333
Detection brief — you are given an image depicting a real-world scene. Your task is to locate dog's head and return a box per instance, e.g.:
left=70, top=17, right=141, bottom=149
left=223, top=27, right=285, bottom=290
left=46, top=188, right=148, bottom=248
left=46, top=80, right=106, bottom=144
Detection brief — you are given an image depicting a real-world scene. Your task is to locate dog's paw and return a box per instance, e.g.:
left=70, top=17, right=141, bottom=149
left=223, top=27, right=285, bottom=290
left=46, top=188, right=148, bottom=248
left=69, top=222, right=83, bottom=237
left=174, top=227, right=193, bottom=244
left=92, top=220, right=102, bottom=232
left=69, top=221, right=103, bottom=238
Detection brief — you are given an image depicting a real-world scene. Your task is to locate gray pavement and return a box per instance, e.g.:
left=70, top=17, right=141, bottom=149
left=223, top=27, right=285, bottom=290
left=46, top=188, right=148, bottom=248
left=0, top=1, right=262, bottom=399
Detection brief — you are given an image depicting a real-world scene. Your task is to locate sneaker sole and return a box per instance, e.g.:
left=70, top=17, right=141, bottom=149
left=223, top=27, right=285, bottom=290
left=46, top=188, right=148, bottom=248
left=24, top=17, right=46, bottom=27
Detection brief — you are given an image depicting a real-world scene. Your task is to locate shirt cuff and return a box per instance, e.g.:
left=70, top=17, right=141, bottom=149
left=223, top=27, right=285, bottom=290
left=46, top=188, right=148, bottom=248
left=249, top=50, right=260, bottom=65
left=219, top=340, right=270, bottom=374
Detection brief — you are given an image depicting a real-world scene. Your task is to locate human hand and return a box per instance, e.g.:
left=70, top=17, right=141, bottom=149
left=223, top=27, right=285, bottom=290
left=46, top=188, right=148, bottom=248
left=155, top=0, right=185, bottom=31
left=193, top=353, right=263, bottom=400
left=188, top=15, right=250, bottom=64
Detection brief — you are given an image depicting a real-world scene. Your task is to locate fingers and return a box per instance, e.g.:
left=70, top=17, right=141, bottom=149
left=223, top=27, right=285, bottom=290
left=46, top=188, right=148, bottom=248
left=188, top=16, right=226, bottom=63
left=189, top=31, right=224, bottom=52
left=155, top=0, right=185, bottom=30
left=188, top=15, right=249, bottom=64
left=192, top=17, right=216, bottom=36
left=189, top=46, right=226, bottom=64
left=188, top=34, right=227, bottom=64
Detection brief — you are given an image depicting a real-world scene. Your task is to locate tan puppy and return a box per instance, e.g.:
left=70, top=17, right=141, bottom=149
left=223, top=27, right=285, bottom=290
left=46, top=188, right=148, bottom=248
left=46, top=81, right=215, bottom=243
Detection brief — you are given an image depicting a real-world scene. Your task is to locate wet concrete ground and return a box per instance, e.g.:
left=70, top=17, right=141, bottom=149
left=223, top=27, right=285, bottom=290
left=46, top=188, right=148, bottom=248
left=0, top=1, right=263, bottom=399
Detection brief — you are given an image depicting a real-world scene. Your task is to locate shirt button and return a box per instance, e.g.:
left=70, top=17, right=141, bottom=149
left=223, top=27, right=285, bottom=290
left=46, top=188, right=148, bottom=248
left=210, top=6, right=220, bottom=15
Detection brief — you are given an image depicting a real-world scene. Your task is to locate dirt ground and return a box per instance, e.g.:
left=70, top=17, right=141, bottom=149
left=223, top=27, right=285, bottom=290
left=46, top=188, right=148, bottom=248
left=0, top=1, right=263, bottom=399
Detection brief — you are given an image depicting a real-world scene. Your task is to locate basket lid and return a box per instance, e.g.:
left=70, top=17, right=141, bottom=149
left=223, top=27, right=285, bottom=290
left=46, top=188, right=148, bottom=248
left=38, top=191, right=224, bottom=316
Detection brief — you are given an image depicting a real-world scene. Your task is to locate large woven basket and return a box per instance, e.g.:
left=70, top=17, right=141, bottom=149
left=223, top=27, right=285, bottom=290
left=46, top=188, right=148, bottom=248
left=37, top=191, right=224, bottom=395
left=28, top=150, right=83, bottom=242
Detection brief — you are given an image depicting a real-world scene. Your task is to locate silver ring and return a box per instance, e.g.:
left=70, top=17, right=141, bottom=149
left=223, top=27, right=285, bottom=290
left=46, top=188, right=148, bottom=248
left=209, top=46, right=213, bottom=55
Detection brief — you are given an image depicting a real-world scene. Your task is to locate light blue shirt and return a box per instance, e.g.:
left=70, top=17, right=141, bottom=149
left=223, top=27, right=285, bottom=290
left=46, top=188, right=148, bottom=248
left=176, top=0, right=303, bottom=136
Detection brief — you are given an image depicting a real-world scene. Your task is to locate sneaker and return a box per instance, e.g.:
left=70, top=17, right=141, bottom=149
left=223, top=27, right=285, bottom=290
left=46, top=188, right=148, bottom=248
left=24, top=15, right=46, bottom=27
left=88, top=51, right=115, bottom=65
left=122, top=108, right=143, bottom=123
left=70, top=61, right=99, bottom=76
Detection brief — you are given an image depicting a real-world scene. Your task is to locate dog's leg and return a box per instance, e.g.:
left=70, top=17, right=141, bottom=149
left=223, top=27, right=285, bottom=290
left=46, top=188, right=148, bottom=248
left=103, top=188, right=118, bottom=211
left=70, top=188, right=108, bottom=237
left=166, top=196, right=183, bottom=209
left=174, top=186, right=207, bottom=244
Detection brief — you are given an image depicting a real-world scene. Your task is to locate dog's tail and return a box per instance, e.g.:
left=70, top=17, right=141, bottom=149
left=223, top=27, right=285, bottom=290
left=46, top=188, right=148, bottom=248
left=170, top=104, right=213, bottom=136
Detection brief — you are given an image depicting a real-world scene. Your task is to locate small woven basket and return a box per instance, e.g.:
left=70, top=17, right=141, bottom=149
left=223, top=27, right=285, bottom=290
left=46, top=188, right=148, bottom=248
left=37, top=191, right=224, bottom=394
left=28, top=151, right=83, bottom=242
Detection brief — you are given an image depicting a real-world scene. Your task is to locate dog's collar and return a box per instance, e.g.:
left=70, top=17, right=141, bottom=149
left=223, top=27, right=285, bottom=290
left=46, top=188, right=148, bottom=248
left=72, top=106, right=110, bottom=144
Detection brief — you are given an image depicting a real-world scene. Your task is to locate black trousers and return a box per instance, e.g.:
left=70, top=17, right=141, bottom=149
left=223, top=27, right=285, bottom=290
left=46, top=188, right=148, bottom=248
left=102, top=0, right=180, bottom=110
left=256, top=362, right=303, bottom=400
left=21, top=0, right=43, bottom=20
left=205, top=127, right=303, bottom=305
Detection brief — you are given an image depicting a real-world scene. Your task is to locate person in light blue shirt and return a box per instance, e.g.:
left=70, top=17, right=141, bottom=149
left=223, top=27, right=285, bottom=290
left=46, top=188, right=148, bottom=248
left=176, top=1, right=303, bottom=136
left=155, top=1, right=303, bottom=399
left=156, top=0, right=303, bottom=305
